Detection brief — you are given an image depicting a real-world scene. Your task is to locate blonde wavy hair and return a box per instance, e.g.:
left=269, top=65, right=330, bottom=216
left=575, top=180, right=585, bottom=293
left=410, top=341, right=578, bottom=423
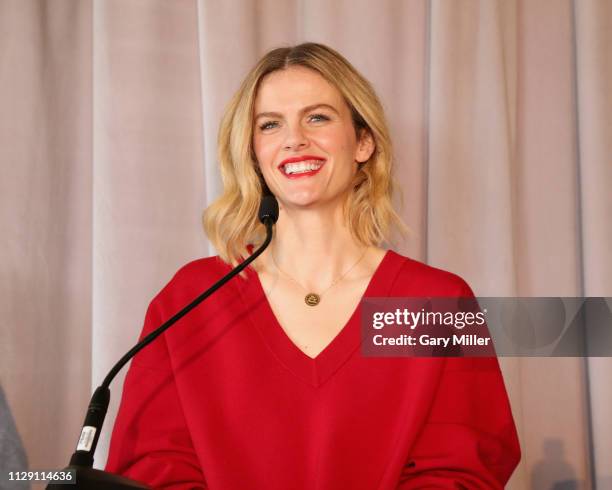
left=202, top=42, right=409, bottom=279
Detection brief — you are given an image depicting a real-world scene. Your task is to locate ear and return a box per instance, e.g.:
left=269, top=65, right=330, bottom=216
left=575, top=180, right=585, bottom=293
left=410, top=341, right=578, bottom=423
left=355, top=128, right=376, bottom=163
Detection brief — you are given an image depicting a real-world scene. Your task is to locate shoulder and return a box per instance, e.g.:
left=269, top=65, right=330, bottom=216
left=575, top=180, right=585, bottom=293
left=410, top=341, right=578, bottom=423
left=387, top=250, right=475, bottom=297
left=149, top=255, right=236, bottom=310
left=173, top=255, right=232, bottom=283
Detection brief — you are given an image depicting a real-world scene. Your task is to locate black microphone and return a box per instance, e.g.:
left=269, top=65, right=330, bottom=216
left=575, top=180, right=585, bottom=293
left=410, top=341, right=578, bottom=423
left=47, top=193, right=279, bottom=489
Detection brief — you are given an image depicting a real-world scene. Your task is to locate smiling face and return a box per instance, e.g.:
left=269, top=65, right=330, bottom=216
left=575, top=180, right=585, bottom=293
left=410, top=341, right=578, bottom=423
left=252, top=65, right=374, bottom=211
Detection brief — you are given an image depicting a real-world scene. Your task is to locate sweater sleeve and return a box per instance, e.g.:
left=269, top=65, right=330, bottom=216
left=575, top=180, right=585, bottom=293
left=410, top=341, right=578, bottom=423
left=105, top=293, right=208, bottom=490
left=396, top=282, right=521, bottom=489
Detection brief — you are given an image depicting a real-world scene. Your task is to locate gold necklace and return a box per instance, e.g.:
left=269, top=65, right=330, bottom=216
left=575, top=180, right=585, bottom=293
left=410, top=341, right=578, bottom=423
left=271, top=246, right=369, bottom=306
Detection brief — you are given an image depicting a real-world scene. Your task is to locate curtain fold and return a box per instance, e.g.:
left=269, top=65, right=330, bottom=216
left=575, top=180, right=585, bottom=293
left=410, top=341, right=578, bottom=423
left=574, top=1, right=612, bottom=487
left=91, top=0, right=207, bottom=462
left=1, top=0, right=610, bottom=487
left=0, top=0, right=92, bottom=470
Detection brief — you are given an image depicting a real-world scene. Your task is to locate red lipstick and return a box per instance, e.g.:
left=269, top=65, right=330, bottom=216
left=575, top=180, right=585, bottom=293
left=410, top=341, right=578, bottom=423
left=277, top=155, right=326, bottom=170
left=277, top=155, right=327, bottom=179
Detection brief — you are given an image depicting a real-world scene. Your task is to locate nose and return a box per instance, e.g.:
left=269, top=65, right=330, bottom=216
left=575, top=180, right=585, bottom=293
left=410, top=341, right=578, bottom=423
left=283, top=123, right=309, bottom=151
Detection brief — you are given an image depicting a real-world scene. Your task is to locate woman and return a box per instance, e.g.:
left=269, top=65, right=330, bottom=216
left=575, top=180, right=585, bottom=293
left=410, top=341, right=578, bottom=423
left=106, top=43, right=520, bottom=489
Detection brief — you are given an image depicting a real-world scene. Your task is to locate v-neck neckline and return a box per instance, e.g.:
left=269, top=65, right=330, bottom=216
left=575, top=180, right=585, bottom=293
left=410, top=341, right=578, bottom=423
left=235, top=246, right=405, bottom=388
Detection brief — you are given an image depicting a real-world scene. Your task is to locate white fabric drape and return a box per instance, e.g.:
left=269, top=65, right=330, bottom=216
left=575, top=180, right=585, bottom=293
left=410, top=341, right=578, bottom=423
left=1, top=0, right=93, bottom=473
left=1, top=1, right=610, bottom=488
left=574, top=1, right=612, bottom=487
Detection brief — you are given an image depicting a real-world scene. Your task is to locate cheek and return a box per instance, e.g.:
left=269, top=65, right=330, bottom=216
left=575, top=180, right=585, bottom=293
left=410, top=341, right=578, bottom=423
left=253, top=134, right=280, bottom=164
left=318, top=129, right=356, bottom=157
left=252, top=133, right=262, bottom=154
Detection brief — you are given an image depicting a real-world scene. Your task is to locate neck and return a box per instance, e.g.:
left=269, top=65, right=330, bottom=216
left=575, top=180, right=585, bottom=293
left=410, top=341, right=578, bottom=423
left=255, top=205, right=378, bottom=291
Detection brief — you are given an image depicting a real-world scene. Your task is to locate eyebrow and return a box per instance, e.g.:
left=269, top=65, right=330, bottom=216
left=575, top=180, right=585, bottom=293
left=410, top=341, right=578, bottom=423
left=254, top=103, right=340, bottom=121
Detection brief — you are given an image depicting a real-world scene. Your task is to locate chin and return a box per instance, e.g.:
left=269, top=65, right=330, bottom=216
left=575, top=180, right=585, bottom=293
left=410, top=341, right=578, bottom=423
left=279, top=191, right=321, bottom=206
left=281, top=201, right=319, bottom=210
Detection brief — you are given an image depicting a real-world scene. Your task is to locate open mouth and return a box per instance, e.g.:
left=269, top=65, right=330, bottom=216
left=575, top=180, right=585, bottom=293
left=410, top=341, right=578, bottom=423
left=280, top=159, right=325, bottom=178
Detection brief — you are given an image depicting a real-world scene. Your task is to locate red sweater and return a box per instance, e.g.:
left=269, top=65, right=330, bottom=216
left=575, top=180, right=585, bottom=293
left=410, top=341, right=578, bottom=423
left=105, top=249, right=520, bottom=489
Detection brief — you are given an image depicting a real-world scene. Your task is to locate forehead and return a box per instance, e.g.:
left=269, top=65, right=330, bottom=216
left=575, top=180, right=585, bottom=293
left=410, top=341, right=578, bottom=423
left=254, top=65, right=347, bottom=113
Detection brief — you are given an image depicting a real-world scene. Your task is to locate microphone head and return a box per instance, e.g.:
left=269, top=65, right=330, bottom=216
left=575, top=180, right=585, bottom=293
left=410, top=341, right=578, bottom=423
left=258, top=194, right=279, bottom=224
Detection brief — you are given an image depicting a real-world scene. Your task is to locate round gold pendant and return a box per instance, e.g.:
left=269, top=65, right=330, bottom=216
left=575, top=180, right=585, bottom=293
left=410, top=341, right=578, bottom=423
left=305, top=293, right=320, bottom=306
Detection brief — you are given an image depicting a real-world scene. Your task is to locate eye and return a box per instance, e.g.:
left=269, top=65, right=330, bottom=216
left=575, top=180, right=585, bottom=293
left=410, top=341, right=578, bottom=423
left=258, top=120, right=279, bottom=131
left=308, top=113, right=330, bottom=123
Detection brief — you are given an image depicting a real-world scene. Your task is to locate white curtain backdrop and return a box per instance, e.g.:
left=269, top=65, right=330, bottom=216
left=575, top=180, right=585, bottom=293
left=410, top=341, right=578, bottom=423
left=1, top=1, right=611, bottom=488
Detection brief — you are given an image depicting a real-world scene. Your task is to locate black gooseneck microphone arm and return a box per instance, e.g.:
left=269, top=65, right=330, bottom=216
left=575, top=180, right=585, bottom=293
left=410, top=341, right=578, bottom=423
left=47, top=194, right=279, bottom=490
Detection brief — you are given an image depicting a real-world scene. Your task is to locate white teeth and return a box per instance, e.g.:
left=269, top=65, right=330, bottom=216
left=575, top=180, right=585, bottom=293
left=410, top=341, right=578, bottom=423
left=283, top=160, right=324, bottom=175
